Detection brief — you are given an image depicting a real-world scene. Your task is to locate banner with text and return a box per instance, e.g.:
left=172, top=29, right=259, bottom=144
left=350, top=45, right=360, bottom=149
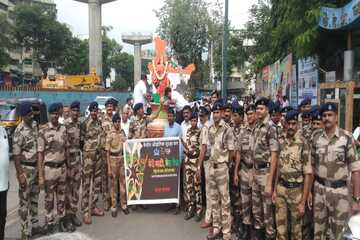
left=123, top=137, right=181, bottom=205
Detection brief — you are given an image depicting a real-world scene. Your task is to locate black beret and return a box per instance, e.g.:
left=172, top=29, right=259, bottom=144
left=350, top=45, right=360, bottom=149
left=112, top=113, right=121, bottom=123
left=70, top=101, right=80, bottom=110
left=299, top=98, right=312, bottom=107
left=112, top=98, right=119, bottom=107
left=222, top=103, right=232, bottom=110
left=167, top=108, right=175, bottom=115
left=105, top=98, right=113, bottom=106
left=55, top=102, right=63, bottom=109
left=320, top=102, right=337, bottom=115
left=48, top=103, right=60, bottom=114
left=280, top=106, right=293, bottom=114
left=20, top=102, right=33, bottom=117
left=89, top=101, right=98, bottom=112
left=133, top=103, right=143, bottom=113
left=212, top=102, right=222, bottom=112
left=245, top=104, right=256, bottom=113
left=232, top=106, right=244, bottom=115
left=301, top=111, right=311, bottom=119
left=269, top=101, right=281, bottom=114
left=285, top=110, right=299, bottom=122
left=199, top=106, right=210, bottom=116
left=190, top=112, right=198, bottom=119
left=255, top=97, right=269, bottom=107
left=312, top=110, right=322, bottom=121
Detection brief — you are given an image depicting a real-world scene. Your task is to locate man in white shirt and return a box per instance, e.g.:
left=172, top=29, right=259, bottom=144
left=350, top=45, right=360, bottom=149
left=121, top=106, right=130, bottom=137
left=180, top=105, right=192, bottom=143
left=0, top=124, right=9, bottom=240
left=133, top=74, right=148, bottom=106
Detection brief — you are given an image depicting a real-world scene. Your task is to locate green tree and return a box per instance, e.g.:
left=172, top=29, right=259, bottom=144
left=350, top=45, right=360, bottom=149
left=0, top=13, right=13, bottom=68
left=62, top=37, right=89, bottom=75
left=110, top=52, right=134, bottom=90
left=12, top=3, right=73, bottom=75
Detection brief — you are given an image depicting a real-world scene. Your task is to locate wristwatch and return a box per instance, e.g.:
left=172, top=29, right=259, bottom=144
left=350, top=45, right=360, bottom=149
left=353, top=196, right=360, bottom=203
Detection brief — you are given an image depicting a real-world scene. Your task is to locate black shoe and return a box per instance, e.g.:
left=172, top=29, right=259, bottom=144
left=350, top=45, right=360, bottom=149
left=193, top=213, right=202, bottom=222
left=58, top=218, right=68, bottom=232
left=122, top=208, right=130, bottom=215
left=241, top=224, right=251, bottom=240
left=71, top=214, right=82, bottom=227
left=64, top=216, right=76, bottom=232
left=31, top=225, right=45, bottom=237
left=184, top=211, right=194, bottom=220
left=46, top=223, right=57, bottom=234
left=111, top=210, right=117, bottom=218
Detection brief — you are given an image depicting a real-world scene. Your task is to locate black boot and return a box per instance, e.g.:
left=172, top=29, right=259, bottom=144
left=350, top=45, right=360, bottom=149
left=58, top=217, right=68, bottom=232
left=70, top=213, right=82, bottom=227
left=65, top=215, right=76, bottom=232
left=46, top=223, right=57, bottom=235
left=31, top=225, right=45, bottom=237
left=241, top=224, right=251, bottom=240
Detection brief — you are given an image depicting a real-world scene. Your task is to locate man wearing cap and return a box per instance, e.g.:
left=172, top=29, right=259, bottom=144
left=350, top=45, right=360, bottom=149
left=252, top=97, right=279, bottom=240
left=301, top=111, right=312, bottom=141
left=198, top=106, right=214, bottom=231
left=298, top=98, right=312, bottom=127
left=311, top=102, right=360, bottom=239
left=222, top=103, right=232, bottom=126
left=280, top=106, right=293, bottom=129
left=233, top=104, right=256, bottom=239
left=38, top=103, right=69, bottom=233
left=183, top=112, right=202, bottom=221
left=106, top=113, right=129, bottom=218
left=229, top=102, right=244, bottom=237
left=269, top=101, right=283, bottom=137
left=80, top=101, right=103, bottom=224
left=13, top=102, right=43, bottom=238
left=64, top=101, right=82, bottom=230
left=100, top=99, right=114, bottom=211
left=199, top=102, right=234, bottom=240
left=273, top=110, right=312, bottom=240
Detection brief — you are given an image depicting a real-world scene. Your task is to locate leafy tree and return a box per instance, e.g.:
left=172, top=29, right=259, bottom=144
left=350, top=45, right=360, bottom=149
left=0, top=13, right=12, bottom=68
left=62, top=37, right=89, bottom=75
left=110, top=52, right=134, bottom=90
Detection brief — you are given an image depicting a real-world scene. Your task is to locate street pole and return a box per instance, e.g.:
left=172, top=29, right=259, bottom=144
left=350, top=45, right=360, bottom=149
left=221, top=0, right=229, bottom=99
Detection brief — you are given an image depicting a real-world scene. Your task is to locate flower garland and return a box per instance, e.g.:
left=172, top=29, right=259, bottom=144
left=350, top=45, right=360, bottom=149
left=152, top=60, right=168, bottom=81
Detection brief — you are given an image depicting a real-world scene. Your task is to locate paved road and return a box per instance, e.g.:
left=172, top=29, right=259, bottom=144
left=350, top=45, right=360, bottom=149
left=4, top=161, right=208, bottom=240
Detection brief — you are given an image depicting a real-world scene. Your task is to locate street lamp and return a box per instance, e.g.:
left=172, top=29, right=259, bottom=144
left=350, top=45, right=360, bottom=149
left=221, top=0, right=229, bottom=99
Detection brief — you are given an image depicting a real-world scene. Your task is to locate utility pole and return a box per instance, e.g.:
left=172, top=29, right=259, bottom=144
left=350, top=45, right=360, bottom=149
left=221, top=0, right=229, bottom=99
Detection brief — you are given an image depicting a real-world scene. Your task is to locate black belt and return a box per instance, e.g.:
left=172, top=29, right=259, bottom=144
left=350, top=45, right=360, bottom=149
left=21, top=161, right=37, bottom=167
left=213, top=162, right=227, bottom=169
left=44, top=161, right=65, bottom=168
left=315, top=175, right=347, bottom=189
left=69, top=151, right=80, bottom=155
left=254, top=162, right=270, bottom=170
left=241, top=161, right=253, bottom=170
left=279, top=178, right=303, bottom=188
left=110, top=152, right=122, bottom=157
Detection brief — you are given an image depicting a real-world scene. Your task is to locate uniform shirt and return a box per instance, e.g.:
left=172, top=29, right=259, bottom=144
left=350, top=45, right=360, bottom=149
left=252, top=116, right=279, bottom=165
left=199, top=120, right=212, bottom=158
left=311, top=126, right=360, bottom=181
left=301, top=124, right=312, bottom=142
left=164, top=122, right=182, bottom=138
left=269, top=120, right=283, bottom=138
left=105, top=129, right=126, bottom=154
left=101, top=114, right=113, bottom=149
left=185, top=127, right=201, bottom=159
left=65, top=118, right=81, bottom=152
left=237, top=124, right=254, bottom=167
left=206, top=119, right=234, bottom=163
left=128, top=115, right=149, bottom=139
left=278, top=131, right=312, bottom=183
left=13, top=121, right=38, bottom=163
left=0, top=126, right=9, bottom=191
left=81, top=117, right=102, bottom=152
left=38, top=122, right=68, bottom=163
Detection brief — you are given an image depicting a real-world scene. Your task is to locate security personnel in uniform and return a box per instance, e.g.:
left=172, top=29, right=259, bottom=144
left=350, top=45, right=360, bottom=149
left=229, top=102, right=244, bottom=238
left=183, top=112, right=202, bottom=221
left=64, top=101, right=82, bottom=229
left=13, top=102, right=42, bottom=239
left=269, top=101, right=283, bottom=137
left=106, top=113, right=129, bottom=217
left=280, top=106, right=293, bottom=129
left=311, top=103, right=360, bottom=239
left=301, top=111, right=312, bottom=141
left=222, top=103, right=232, bottom=126
left=81, top=101, right=104, bottom=224
left=252, top=97, right=279, bottom=240
left=234, top=104, right=257, bottom=239
left=100, top=99, right=114, bottom=211
left=199, top=102, right=234, bottom=240
left=273, top=110, right=312, bottom=240
left=38, top=103, right=69, bottom=233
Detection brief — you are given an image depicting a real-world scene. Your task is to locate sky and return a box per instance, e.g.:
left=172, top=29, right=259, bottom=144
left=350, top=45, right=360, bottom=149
left=54, top=0, right=256, bottom=53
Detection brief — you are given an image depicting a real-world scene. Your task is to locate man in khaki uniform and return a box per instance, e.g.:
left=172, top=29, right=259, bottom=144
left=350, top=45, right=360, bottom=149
left=234, top=104, right=257, bottom=239
left=38, top=103, right=69, bottom=233
left=81, top=101, right=103, bottom=224
left=198, top=102, right=234, bottom=240
left=273, top=110, right=312, bottom=240
left=106, top=113, right=129, bottom=217
left=311, top=103, right=360, bottom=239
left=64, top=101, right=82, bottom=229
left=128, top=103, right=148, bottom=139
left=13, top=102, right=42, bottom=239
left=100, top=99, right=114, bottom=211
left=198, top=107, right=213, bottom=231
left=252, top=97, right=279, bottom=240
